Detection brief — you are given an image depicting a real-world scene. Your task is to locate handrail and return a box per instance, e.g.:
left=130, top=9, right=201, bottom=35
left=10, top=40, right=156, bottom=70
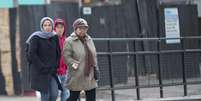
left=97, top=49, right=201, bottom=55
left=93, top=36, right=201, bottom=41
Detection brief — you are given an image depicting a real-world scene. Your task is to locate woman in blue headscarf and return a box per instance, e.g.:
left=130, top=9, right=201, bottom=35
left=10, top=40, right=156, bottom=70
left=26, top=17, right=60, bottom=101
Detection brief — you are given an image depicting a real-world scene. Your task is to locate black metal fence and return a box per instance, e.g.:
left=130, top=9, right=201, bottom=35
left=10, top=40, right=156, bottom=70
left=95, top=36, right=201, bottom=100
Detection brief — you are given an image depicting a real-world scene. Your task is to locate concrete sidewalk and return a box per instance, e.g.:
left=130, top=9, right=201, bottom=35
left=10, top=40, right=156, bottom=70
left=139, top=95, right=201, bottom=101
left=1, top=84, right=201, bottom=101
left=0, top=96, right=37, bottom=101
left=0, top=95, right=201, bottom=101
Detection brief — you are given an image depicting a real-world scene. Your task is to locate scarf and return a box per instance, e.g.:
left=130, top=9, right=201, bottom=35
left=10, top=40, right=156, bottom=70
left=79, top=37, right=95, bottom=76
left=26, top=31, right=55, bottom=44
left=26, top=17, right=55, bottom=44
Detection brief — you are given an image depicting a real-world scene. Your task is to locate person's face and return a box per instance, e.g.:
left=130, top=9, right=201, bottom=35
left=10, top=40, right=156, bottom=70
left=42, top=20, right=52, bottom=33
left=75, top=26, right=88, bottom=37
left=55, top=24, right=64, bottom=37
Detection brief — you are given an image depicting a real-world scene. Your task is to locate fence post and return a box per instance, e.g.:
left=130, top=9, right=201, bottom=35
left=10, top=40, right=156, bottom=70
left=107, top=40, right=115, bottom=101
left=133, top=40, right=140, bottom=100
left=9, top=8, right=22, bottom=95
left=157, top=39, right=163, bottom=98
left=181, top=38, right=187, bottom=96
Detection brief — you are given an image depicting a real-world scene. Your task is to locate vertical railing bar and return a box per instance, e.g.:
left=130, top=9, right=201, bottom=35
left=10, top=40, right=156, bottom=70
left=133, top=40, right=140, bottom=100
left=157, top=39, right=164, bottom=98
left=181, top=38, right=187, bottom=96
left=107, top=40, right=115, bottom=101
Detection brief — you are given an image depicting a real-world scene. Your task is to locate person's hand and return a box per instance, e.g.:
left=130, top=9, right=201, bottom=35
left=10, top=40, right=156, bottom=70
left=72, top=63, right=79, bottom=70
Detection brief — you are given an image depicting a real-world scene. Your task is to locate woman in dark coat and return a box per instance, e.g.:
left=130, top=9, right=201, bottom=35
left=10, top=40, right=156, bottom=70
left=26, top=17, right=60, bottom=101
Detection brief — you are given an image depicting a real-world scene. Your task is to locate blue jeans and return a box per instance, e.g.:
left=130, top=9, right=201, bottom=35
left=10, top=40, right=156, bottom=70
left=58, top=75, right=70, bottom=101
left=40, top=77, right=58, bottom=101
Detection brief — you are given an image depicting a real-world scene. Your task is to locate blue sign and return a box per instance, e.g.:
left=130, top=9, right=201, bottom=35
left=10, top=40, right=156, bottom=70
left=0, top=0, right=45, bottom=8
left=18, top=0, right=45, bottom=5
left=0, top=0, right=14, bottom=8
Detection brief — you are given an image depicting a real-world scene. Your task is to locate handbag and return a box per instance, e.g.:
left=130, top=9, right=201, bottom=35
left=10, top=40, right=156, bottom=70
left=94, top=67, right=100, bottom=81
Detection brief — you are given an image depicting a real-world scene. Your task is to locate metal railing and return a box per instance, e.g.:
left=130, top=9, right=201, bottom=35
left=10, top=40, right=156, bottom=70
left=94, top=36, right=201, bottom=100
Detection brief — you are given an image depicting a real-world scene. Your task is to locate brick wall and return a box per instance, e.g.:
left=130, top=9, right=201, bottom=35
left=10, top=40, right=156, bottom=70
left=0, top=9, right=13, bottom=95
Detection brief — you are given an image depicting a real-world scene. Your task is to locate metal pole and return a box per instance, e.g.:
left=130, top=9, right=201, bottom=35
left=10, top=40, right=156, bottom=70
left=181, top=38, right=187, bottom=96
left=133, top=40, right=140, bottom=100
left=9, top=8, right=22, bottom=95
left=157, top=39, right=163, bottom=98
left=13, top=0, right=18, bottom=7
left=78, top=0, right=82, bottom=17
left=107, top=40, right=115, bottom=101
left=45, top=0, right=51, bottom=4
left=156, top=3, right=163, bottom=97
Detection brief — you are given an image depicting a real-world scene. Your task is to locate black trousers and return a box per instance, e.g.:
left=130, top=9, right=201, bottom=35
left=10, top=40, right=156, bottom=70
left=66, top=88, right=96, bottom=101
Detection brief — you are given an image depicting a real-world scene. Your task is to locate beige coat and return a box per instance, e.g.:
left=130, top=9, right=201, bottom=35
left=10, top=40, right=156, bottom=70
left=63, top=32, right=98, bottom=91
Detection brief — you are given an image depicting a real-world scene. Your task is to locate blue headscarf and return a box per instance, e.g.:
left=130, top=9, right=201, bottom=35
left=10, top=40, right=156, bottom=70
left=26, top=17, right=55, bottom=44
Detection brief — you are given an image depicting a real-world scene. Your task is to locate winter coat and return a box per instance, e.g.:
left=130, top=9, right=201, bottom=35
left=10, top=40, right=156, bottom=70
left=63, top=32, right=98, bottom=91
left=29, top=35, right=60, bottom=92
